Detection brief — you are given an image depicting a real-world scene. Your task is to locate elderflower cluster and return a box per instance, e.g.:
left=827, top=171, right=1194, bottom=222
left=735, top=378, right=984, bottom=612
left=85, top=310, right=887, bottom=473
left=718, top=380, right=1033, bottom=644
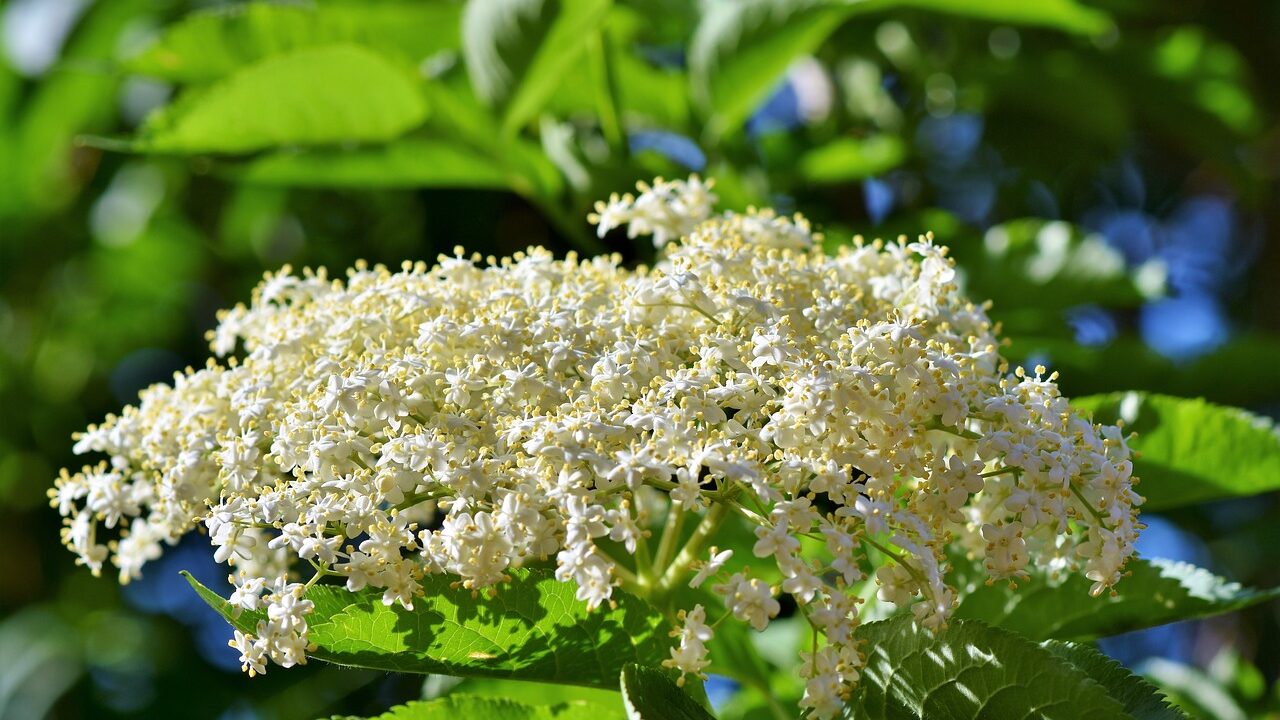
left=52, top=177, right=1141, bottom=718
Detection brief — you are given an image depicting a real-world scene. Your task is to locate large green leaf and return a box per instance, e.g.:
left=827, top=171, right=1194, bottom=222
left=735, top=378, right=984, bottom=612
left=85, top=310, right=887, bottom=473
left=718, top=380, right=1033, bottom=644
left=329, top=695, right=615, bottom=720
left=852, top=616, right=1133, bottom=719
left=1041, top=642, right=1187, bottom=720
left=133, top=45, right=427, bottom=154
left=951, top=556, right=1280, bottom=642
left=125, top=3, right=462, bottom=83
left=689, top=0, right=1110, bottom=139
left=1070, top=392, right=1280, bottom=510
left=183, top=568, right=670, bottom=689
left=462, top=0, right=614, bottom=134
left=619, top=665, right=715, bottom=720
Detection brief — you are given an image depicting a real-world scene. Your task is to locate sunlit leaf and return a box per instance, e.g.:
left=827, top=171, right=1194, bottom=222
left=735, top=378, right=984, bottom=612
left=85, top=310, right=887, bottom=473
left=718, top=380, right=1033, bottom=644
left=328, top=695, right=615, bottom=720
left=797, top=135, right=906, bottom=182
left=132, top=45, right=427, bottom=154
left=184, top=568, right=670, bottom=689
left=235, top=138, right=510, bottom=189
left=1071, top=392, right=1280, bottom=510
left=125, top=3, right=462, bottom=83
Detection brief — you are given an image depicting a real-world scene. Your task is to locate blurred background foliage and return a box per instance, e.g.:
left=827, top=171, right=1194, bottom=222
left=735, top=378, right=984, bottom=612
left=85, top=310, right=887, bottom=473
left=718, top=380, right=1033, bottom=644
left=1, top=0, right=1278, bottom=718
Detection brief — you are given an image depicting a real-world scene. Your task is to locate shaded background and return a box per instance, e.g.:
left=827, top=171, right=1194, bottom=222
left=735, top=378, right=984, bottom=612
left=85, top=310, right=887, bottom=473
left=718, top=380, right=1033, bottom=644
left=1, top=0, right=1278, bottom=718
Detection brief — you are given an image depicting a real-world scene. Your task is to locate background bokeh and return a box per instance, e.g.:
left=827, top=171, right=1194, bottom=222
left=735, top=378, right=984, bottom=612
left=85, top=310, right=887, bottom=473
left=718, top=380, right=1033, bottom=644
left=1, top=0, right=1278, bottom=718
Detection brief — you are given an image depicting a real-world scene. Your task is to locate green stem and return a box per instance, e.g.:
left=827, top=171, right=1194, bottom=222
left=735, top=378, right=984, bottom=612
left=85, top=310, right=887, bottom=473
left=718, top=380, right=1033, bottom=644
left=652, top=500, right=687, bottom=578
left=635, top=300, right=724, bottom=325
left=655, top=500, right=732, bottom=597
left=922, top=418, right=982, bottom=440
left=394, top=490, right=447, bottom=511
left=1069, top=483, right=1109, bottom=527
left=634, top=524, right=654, bottom=589
left=862, top=535, right=926, bottom=586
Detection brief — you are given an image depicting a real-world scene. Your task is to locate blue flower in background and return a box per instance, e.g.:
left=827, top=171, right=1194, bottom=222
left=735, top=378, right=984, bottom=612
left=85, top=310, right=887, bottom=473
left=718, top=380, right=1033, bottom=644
left=746, top=60, right=832, bottom=138
left=1162, top=196, right=1247, bottom=296
left=1095, top=209, right=1159, bottom=265
left=748, top=79, right=803, bottom=137
left=863, top=177, right=895, bottom=225
left=1140, top=294, right=1230, bottom=360
left=936, top=179, right=996, bottom=225
left=122, top=535, right=241, bottom=671
left=916, top=114, right=983, bottom=168
left=1084, top=184, right=1255, bottom=361
left=915, top=114, right=999, bottom=224
left=1066, top=305, right=1119, bottom=347
left=628, top=130, right=707, bottom=172
left=704, top=674, right=741, bottom=712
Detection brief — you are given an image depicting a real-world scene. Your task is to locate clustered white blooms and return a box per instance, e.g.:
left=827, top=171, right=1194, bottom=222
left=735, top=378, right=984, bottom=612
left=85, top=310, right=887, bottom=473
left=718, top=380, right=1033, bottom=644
left=52, top=177, right=1142, bottom=718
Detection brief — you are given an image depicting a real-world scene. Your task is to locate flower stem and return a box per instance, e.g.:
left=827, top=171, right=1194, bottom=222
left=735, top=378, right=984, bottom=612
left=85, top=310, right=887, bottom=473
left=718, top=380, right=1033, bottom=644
left=655, top=500, right=732, bottom=597
left=651, top=500, right=686, bottom=578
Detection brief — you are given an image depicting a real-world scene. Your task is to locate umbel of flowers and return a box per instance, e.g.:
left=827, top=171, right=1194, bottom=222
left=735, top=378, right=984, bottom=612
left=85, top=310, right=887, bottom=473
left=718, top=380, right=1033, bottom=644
left=51, top=177, right=1142, bottom=718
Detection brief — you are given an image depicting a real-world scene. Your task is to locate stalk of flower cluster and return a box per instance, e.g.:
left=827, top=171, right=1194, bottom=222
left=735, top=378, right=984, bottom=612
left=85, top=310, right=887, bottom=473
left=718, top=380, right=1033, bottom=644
left=51, top=176, right=1141, bottom=718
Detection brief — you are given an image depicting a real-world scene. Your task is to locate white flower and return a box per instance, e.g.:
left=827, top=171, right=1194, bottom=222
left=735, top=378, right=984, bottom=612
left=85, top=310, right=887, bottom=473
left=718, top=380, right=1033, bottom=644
left=688, top=547, right=733, bottom=588
left=662, top=604, right=713, bottom=682
left=53, top=177, right=1141, bottom=716
left=981, top=521, right=1029, bottom=581
left=714, top=573, right=780, bottom=631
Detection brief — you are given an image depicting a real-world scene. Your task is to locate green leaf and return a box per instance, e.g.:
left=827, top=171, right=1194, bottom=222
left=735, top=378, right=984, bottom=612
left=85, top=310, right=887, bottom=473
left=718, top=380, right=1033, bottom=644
left=689, top=0, right=848, bottom=141
left=951, top=556, right=1280, bottom=642
left=1041, top=642, right=1187, bottom=720
left=124, top=3, right=462, bottom=83
left=797, top=135, right=906, bottom=183
left=1070, top=392, right=1280, bottom=510
left=537, top=6, right=692, bottom=129
left=329, top=695, right=615, bottom=720
left=449, top=678, right=624, bottom=712
left=183, top=568, right=670, bottom=689
left=462, top=0, right=614, bottom=134
left=896, top=0, right=1111, bottom=34
left=234, top=138, right=511, bottom=189
left=1139, top=659, right=1249, bottom=720
left=852, top=616, right=1133, bottom=719
left=689, top=0, right=1110, bottom=139
left=620, top=665, right=715, bottom=720
left=134, top=45, right=427, bottom=154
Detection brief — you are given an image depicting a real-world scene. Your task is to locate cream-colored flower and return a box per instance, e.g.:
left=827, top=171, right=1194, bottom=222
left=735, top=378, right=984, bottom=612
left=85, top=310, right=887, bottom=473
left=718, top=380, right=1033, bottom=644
left=52, top=178, right=1140, bottom=719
